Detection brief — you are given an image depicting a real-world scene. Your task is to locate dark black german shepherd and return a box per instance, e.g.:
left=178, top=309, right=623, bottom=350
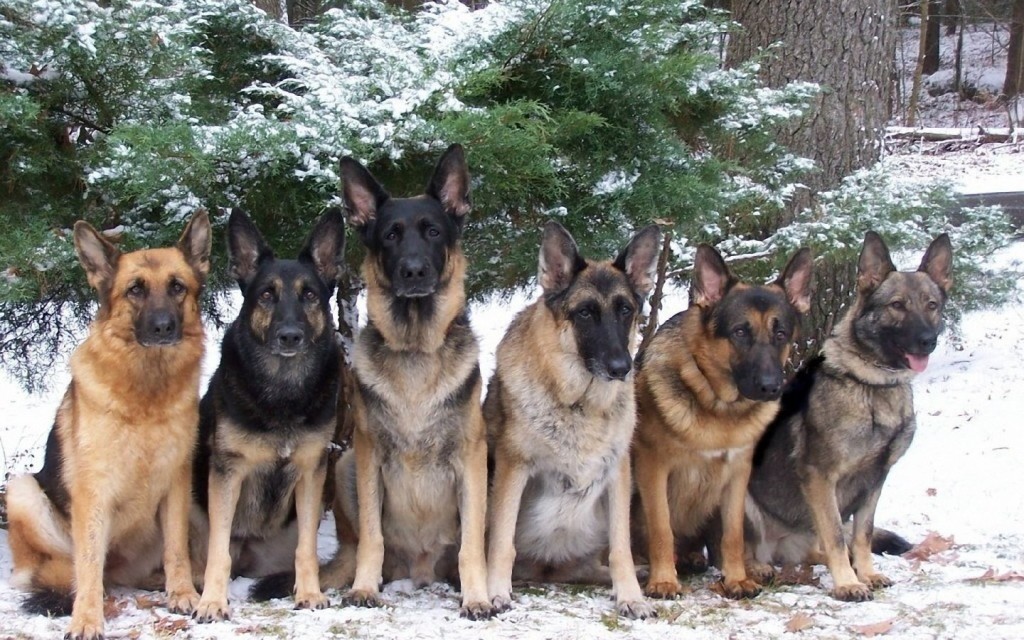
left=191, top=208, right=346, bottom=621
left=746, top=231, right=953, bottom=601
left=319, top=144, right=493, bottom=619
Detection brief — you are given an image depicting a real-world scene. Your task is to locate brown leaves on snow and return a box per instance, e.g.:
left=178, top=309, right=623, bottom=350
left=903, top=531, right=957, bottom=566
left=851, top=619, right=894, bottom=636
left=784, top=612, right=815, bottom=632
left=967, top=568, right=1024, bottom=583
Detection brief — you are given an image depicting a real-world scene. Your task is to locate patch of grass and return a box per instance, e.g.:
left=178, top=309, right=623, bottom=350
left=599, top=611, right=622, bottom=631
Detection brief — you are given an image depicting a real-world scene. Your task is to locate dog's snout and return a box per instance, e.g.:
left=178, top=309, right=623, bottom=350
left=606, top=356, right=632, bottom=380
left=399, top=257, right=429, bottom=281
left=276, top=326, right=304, bottom=350
left=758, top=375, right=782, bottom=399
left=140, top=309, right=181, bottom=346
left=149, top=311, right=177, bottom=337
left=916, top=330, right=938, bottom=353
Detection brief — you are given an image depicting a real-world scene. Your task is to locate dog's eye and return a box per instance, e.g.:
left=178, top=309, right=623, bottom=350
left=127, top=283, right=145, bottom=298
left=927, top=300, right=938, bottom=311
left=427, top=227, right=440, bottom=238
left=577, top=308, right=593, bottom=320
left=169, top=281, right=186, bottom=296
left=259, top=289, right=274, bottom=302
left=304, top=289, right=318, bottom=302
left=890, top=300, right=905, bottom=311
left=775, top=330, right=788, bottom=342
left=618, top=304, right=633, bottom=318
left=733, top=327, right=747, bottom=338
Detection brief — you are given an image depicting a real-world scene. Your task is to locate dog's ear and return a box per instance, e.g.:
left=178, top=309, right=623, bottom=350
left=73, top=221, right=121, bottom=298
left=776, top=247, right=813, bottom=315
left=426, top=143, right=471, bottom=222
left=918, top=233, right=953, bottom=296
left=299, top=208, right=347, bottom=292
left=176, top=209, right=212, bottom=284
left=613, top=225, right=662, bottom=299
left=538, top=221, right=585, bottom=296
left=691, top=244, right=735, bottom=308
left=857, top=231, right=896, bottom=293
left=340, top=156, right=390, bottom=228
left=227, top=208, right=273, bottom=290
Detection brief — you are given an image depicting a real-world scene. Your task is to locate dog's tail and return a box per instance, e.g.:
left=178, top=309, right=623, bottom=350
left=249, top=571, right=295, bottom=601
left=872, top=527, right=913, bottom=556
left=23, top=588, right=74, bottom=617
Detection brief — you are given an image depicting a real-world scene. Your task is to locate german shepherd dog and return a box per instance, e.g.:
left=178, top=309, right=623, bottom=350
left=323, top=144, right=493, bottom=619
left=485, top=221, right=661, bottom=619
left=191, top=208, right=345, bottom=621
left=6, top=211, right=212, bottom=639
left=745, top=231, right=952, bottom=601
left=633, top=244, right=812, bottom=600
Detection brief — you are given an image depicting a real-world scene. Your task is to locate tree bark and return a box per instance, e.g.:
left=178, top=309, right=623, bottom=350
left=1005, top=0, right=1024, bottom=98
left=907, top=0, right=930, bottom=127
left=923, top=0, right=941, bottom=76
left=727, top=0, right=897, bottom=213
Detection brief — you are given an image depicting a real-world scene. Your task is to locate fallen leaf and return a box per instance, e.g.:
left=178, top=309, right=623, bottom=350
left=967, top=568, right=1024, bottom=583
left=903, top=531, right=955, bottom=561
left=134, top=594, right=161, bottom=609
left=153, top=616, right=189, bottom=633
left=926, top=487, right=937, bottom=497
left=852, top=619, right=893, bottom=636
left=785, top=612, right=815, bottom=632
left=103, top=596, right=127, bottom=619
left=776, top=564, right=820, bottom=587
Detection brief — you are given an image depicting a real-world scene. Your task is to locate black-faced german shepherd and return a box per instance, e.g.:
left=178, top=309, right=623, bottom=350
left=746, top=231, right=952, bottom=601
left=632, top=244, right=812, bottom=600
left=484, top=221, right=661, bottom=619
left=191, top=208, right=345, bottom=621
left=6, top=211, right=211, bottom=640
left=322, top=144, right=493, bottom=619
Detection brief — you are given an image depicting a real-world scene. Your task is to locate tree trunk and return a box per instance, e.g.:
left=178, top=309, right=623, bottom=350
left=727, top=0, right=897, bottom=366
left=250, top=0, right=287, bottom=23
left=944, top=0, right=960, bottom=36
left=923, top=0, right=941, bottom=76
left=727, top=0, right=896, bottom=214
left=907, top=0, right=930, bottom=127
left=1005, top=0, right=1024, bottom=98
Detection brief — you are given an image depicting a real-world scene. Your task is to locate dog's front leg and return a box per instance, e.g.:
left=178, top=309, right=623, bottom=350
left=456, top=407, right=494, bottom=620
left=850, top=475, right=893, bottom=590
left=634, top=451, right=679, bottom=599
left=717, top=452, right=761, bottom=599
left=293, top=447, right=329, bottom=610
left=608, top=453, right=654, bottom=618
left=802, top=469, right=871, bottom=601
left=67, top=489, right=111, bottom=640
left=343, top=427, right=385, bottom=608
left=195, top=467, right=245, bottom=622
left=486, top=451, right=529, bottom=612
left=161, top=458, right=200, bottom=615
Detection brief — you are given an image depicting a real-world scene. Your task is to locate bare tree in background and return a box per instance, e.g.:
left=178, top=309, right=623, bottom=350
left=924, top=0, right=942, bottom=75
left=1006, top=0, right=1024, bottom=98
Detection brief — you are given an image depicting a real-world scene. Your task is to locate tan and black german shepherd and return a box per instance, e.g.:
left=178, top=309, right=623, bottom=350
left=322, top=144, right=493, bottom=619
left=485, top=221, right=661, bottom=619
left=745, top=231, right=952, bottom=601
left=633, top=244, right=812, bottom=600
left=6, top=211, right=212, bottom=639
left=192, top=208, right=346, bottom=621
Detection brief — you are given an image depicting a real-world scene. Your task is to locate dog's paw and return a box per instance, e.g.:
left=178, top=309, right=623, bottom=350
left=858, top=572, right=894, bottom=590
left=294, top=591, right=329, bottom=610
left=490, top=593, right=513, bottom=613
left=644, top=579, right=683, bottom=599
left=192, top=598, right=231, bottom=623
left=65, top=615, right=104, bottom=640
left=746, top=561, right=776, bottom=585
left=342, top=588, right=383, bottom=609
left=718, top=578, right=762, bottom=600
left=832, top=582, right=873, bottom=602
left=166, top=588, right=200, bottom=615
left=616, top=598, right=657, bottom=620
left=460, top=599, right=496, bottom=621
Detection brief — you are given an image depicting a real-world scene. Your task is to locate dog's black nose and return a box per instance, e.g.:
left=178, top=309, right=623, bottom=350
left=758, top=374, right=782, bottom=399
left=276, top=327, right=304, bottom=349
left=606, top=357, right=632, bottom=380
left=149, top=311, right=177, bottom=338
left=917, top=330, right=938, bottom=353
left=399, top=257, right=429, bottom=281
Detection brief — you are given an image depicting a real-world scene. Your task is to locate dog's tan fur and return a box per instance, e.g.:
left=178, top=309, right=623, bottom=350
left=633, top=246, right=811, bottom=600
left=6, top=211, right=211, bottom=639
left=485, top=223, right=660, bottom=618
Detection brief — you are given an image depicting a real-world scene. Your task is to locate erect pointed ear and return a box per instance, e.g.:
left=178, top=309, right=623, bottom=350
left=298, top=208, right=347, bottom=292
left=227, top=208, right=273, bottom=290
left=425, top=143, right=471, bottom=221
left=857, top=231, right=896, bottom=293
left=339, top=156, right=390, bottom=228
left=176, top=209, right=212, bottom=284
left=691, top=244, right=735, bottom=308
left=775, top=247, right=813, bottom=315
left=918, top=233, right=953, bottom=296
left=73, top=221, right=121, bottom=296
left=613, top=225, right=662, bottom=299
left=538, top=221, right=585, bottom=296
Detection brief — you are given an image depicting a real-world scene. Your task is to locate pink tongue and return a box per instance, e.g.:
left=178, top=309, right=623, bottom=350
left=906, top=353, right=929, bottom=373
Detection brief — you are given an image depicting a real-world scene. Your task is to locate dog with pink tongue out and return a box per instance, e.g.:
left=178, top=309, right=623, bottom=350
left=744, top=231, right=952, bottom=602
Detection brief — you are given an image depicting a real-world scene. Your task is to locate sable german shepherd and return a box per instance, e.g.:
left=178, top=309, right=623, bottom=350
left=745, top=231, right=952, bottom=601
left=485, top=221, right=661, bottom=619
left=6, top=211, right=212, bottom=639
left=191, top=208, right=345, bottom=621
left=633, top=244, right=812, bottom=600
left=322, top=144, right=493, bottom=619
